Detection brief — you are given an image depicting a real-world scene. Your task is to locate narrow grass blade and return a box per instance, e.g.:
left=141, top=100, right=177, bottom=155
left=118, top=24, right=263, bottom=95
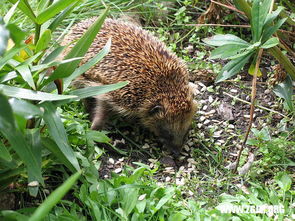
left=41, top=137, right=77, bottom=172
left=4, top=0, right=20, bottom=23
left=0, top=142, right=12, bottom=162
left=63, top=38, right=111, bottom=90
left=0, top=45, right=26, bottom=69
left=48, top=1, right=81, bottom=32
left=48, top=7, right=110, bottom=83
left=15, top=65, right=36, bottom=90
left=36, top=0, right=81, bottom=24
left=28, top=171, right=81, bottom=221
left=42, top=102, right=80, bottom=171
left=8, top=0, right=36, bottom=22
left=0, top=84, right=77, bottom=101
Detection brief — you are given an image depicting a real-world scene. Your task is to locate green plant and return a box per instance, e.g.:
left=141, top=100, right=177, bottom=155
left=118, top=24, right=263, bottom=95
left=0, top=1, right=127, bottom=196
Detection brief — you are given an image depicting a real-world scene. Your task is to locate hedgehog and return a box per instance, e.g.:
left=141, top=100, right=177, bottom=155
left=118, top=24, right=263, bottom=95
left=62, top=18, right=197, bottom=155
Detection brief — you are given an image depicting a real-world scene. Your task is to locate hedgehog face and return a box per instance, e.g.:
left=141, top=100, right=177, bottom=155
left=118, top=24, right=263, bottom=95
left=142, top=97, right=197, bottom=156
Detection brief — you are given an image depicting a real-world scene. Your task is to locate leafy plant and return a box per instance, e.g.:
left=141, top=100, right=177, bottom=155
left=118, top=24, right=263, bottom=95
left=203, top=0, right=294, bottom=172
left=0, top=1, right=127, bottom=195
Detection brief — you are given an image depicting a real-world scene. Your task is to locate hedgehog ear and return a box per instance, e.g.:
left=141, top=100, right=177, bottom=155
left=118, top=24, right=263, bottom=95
left=149, top=105, right=163, bottom=115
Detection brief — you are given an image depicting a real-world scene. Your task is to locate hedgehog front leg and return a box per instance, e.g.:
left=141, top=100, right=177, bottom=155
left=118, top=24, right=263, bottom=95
left=90, top=98, right=108, bottom=130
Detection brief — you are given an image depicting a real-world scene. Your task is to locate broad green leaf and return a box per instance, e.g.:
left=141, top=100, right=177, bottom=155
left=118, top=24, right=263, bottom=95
left=26, top=129, right=43, bottom=197
left=260, top=37, right=279, bottom=49
left=6, top=24, right=27, bottom=45
left=48, top=1, right=81, bottom=32
left=251, top=0, right=271, bottom=42
left=121, top=188, right=138, bottom=216
left=35, top=29, right=52, bottom=53
left=63, top=38, right=111, bottom=90
left=155, top=188, right=175, bottom=211
left=203, top=34, right=250, bottom=47
left=41, top=138, right=76, bottom=172
left=4, top=1, right=20, bottom=23
left=8, top=0, right=36, bottom=22
left=0, top=93, right=43, bottom=186
left=36, top=0, right=81, bottom=24
left=41, top=102, right=80, bottom=171
left=0, top=84, right=77, bottom=101
left=276, top=173, right=292, bottom=192
left=48, top=7, right=110, bottom=82
left=273, top=76, right=293, bottom=111
left=15, top=65, right=36, bottom=90
left=210, top=44, right=248, bottom=60
left=262, top=18, right=287, bottom=42
left=0, top=210, right=29, bottom=221
left=0, top=23, right=10, bottom=56
left=28, top=171, right=81, bottom=221
left=216, top=52, right=253, bottom=83
left=264, top=6, right=284, bottom=27
left=0, top=45, right=26, bottom=69
left=9, top=98, right=43, bottom=119
left=0, top=142, right=12, bottom=162
left=248, top=64, right=262, bottom=77
left=69, top=81, right=128, bottom=100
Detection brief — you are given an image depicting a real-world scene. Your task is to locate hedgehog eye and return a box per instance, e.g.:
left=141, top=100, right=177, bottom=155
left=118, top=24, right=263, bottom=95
left=149, top=105, right=163, bottom=115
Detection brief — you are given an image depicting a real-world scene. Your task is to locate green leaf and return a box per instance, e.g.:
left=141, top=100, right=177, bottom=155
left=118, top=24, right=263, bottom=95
left=262, top=18, right=287, bottom=42
left=6, top=24, right=27, bottom=45
left=28, top=171, right=81, bottom=221
left=48, top=7, right=110, bottom=83
left=8, top=0, right=36, bottom=22
left=15, top=65, right=36, bottom=90
left=260, top=37, right=279, bottom=49
left=0, top=45, right=26, bottom=69
left=9, top=98, right=43, bottom=119
left=276, top=173, right=292, bottom=192
left=155, top=188, right=175, bottom=211
left=42, top=45, right=65, bottom=64
left=215, top=52, right=253, bottom=83
left=273, top=76, right=293, bottom=111
left=0, top=84, right=77, bottom=101
left=0, top=142, right=12, bottom=162
left=264, top=6, right=284, bottom=27
left=0, top=210, right=29, bottom=221
left=36, top=0, right=81, bottom=24
left=26, top=129, right=43, bottom=197
left=41, top=138, right=76, bottom=172
left=69, top=81, right=129, bottom=100
left=203, top=34, right=250, bottom=47
left=41, top=102, right=80, bottom=171
left=0, top=71, right=18, bottom=83
left=48, top=1, right=81, bottom=32
left=35, top=29, right=52, bottom=53
left=0, top=23, right=10, bottom=56
left=210, top=44, right=248, bottom=60
left=251, top=0, right=271, bottom=42
left=0, top=93, right=43, bottom=186
left=63, top=38, right=111, bottom=90
left=4, top=0, right=20, bottom=23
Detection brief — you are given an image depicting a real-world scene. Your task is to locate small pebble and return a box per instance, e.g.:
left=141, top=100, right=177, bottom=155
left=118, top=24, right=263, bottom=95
left=114, top=168, right=122, bottom=173
left=165, top=176, right=171, bottom=182
left=108, top=158, right=115, bottom=164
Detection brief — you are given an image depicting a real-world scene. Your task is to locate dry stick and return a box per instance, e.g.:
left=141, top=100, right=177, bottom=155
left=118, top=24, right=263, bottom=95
left=223, top=92, right=288, bottom=118
left=210, top=0, right=245, bottom=15
left=233, top=48, right=264, bottom=173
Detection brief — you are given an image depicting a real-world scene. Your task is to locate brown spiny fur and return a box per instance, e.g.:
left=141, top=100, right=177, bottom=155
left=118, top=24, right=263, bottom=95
left=62, top=18, right=197, bottom=154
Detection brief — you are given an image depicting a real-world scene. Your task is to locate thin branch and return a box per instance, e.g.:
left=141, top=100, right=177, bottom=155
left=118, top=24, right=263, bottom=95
left=234, top=48, right=264, bottom=173
left=211, top=0, right=245, bottom=15
left=186, top=23, right=250, bottom=28
left=223, top=92, right=288, bottom=118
